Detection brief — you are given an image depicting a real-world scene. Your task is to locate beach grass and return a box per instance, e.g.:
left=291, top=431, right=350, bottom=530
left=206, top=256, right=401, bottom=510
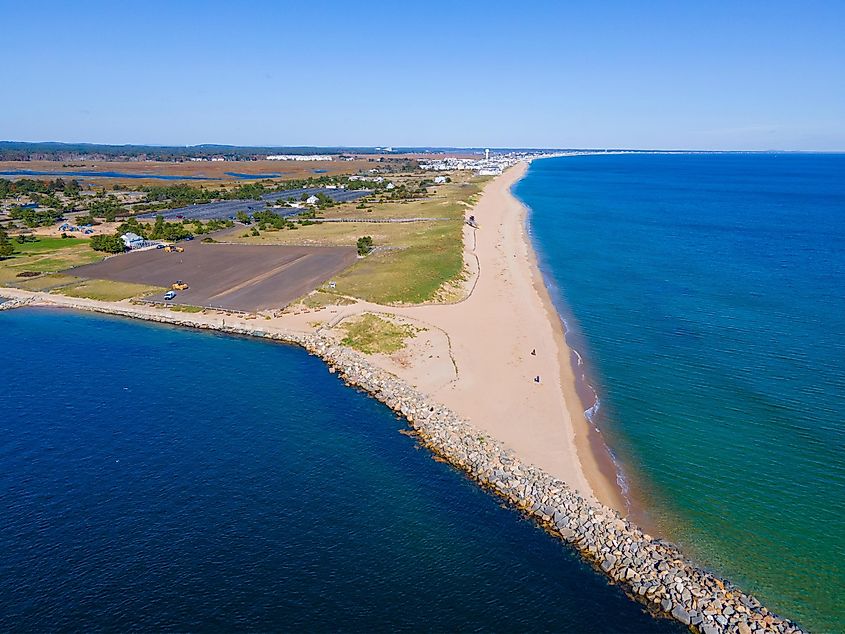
left=340, top=313, right=417, bottom=354
left=300, top=290, right=355, bottom=309
left=168, top=304, right=204, bottom=313
left=14, top=273, right=81, bottom=292
left=54, top=279, right=165, bottom=302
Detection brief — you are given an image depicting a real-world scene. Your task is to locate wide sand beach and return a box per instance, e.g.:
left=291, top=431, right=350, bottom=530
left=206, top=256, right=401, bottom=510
left=390, top=161, right=626, bottom=511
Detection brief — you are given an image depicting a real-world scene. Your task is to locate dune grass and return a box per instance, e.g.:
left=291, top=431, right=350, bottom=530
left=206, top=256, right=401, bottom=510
left=339, top=313, right=417, bottom=354
left=168, top=304, right=204, bottom=313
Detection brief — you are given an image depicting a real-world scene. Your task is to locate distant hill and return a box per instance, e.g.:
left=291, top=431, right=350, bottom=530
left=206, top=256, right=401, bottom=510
left=0, top=141, right=562, bottom=161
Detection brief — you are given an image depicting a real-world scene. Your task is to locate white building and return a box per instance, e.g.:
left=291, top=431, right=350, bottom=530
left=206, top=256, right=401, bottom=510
left=120, top=232, right=146, bottom=250
left=306, top=195, right=319, bottom=205
left=433, top=176, right=448, bottom=184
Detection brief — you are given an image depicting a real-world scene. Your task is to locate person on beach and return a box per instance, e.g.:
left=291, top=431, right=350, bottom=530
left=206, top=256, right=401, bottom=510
left=534, top=375, right=541, bottom=383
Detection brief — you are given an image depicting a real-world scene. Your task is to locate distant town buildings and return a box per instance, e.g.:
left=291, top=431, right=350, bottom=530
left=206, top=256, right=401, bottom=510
left=419, top=151, right=545, bottom=175
left=267, top=155, right=334, bottom=161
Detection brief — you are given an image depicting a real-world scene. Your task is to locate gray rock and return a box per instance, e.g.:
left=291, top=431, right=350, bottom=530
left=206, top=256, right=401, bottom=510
left=671, top=605, right=691, bottom=625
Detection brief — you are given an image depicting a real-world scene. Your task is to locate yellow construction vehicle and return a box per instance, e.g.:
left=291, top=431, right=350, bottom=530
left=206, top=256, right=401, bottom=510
left=164, top=245, right=184, bottom=253
left=171, top=280, right=189, bottom=291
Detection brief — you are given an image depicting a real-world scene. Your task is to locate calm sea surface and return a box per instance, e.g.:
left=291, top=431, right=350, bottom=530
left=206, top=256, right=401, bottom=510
left=0, top=309, right=683, bottom=632
left=516, top=153, right=845, bottom=633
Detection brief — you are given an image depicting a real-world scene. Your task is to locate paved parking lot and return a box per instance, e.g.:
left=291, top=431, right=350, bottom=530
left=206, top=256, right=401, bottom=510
left=136, top=187, right=371, bottom=221
left=68, top=242, right=357, bottom=312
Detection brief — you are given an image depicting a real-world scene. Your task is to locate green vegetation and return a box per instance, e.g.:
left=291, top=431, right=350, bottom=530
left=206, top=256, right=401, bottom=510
left=9, top=205, right=64, bottom=228
left=192, top=218, right=233, bottom=234
left=225, top=175, right=488, bottom=305
left=0, top=227, right=13, bottom=259
left=90, top=234, right=126, bottom=253
left=168, top=304, right=204, bottom=313
left=54, top=279, right=164, bottom=301
left=88, top=195, right=124, bottom=221
left=356, top=236, right=374, bottom=256
left=340, top=313, right=417, bottom=354
left=0, top=177, right=80, bottom=199
left=295, top=291, right=355, bottom=310
left=0, top=235, right=102, bottom=287
left=13, top=273, right=79, bottom=291
left=115, top=215, right=192, bottom=241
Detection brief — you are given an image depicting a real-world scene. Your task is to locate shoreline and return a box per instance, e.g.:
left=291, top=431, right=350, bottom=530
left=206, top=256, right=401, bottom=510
left=0, top=295, right=803, bottom=633
left=513, top=162, right=630, bottom=514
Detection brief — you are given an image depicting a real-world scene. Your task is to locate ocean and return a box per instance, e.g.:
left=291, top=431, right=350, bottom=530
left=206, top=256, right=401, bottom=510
left=0, top=308, right=682, bottom=632
left=516, top=153, right=845, bottom=633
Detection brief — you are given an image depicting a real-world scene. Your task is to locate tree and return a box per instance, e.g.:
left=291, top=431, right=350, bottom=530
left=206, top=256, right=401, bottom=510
left=356, top=236, right=374, bottom=256
left=150, top=214, right=166, bottom=239
left=89, top=234, right=126, bottom=253
left=0, top=227, right=14, bottom=259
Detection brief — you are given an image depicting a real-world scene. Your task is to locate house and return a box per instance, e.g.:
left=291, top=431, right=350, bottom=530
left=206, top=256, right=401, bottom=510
left=306, top=195, right=319, bottom=205
left=433, top=176, right=448, bottom=184
left=385, top=182, right=396, bottom=190
left=120, top=232, right=146, bottom=250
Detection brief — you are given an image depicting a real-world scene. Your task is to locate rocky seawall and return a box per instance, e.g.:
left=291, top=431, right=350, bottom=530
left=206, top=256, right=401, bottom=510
left=2, top=295, right=806, bottom=633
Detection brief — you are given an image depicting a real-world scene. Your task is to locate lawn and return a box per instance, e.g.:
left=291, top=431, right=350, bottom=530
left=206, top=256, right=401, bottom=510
left=54, top=279, right=165, bottom=302
left=0, top=236, right=103, bottom=288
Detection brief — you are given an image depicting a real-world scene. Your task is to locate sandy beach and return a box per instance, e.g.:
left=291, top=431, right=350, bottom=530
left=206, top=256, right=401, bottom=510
left=386, top=162, right=625, bottom=509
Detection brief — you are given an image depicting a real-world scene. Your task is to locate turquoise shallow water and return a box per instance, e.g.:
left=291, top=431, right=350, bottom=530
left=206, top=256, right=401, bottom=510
left=0, top=308, right=683, bottom=632
left=516, top=153, right=845, bottom=633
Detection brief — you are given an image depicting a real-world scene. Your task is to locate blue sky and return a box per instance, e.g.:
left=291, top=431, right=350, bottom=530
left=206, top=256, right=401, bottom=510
left=2, top=0, right=843, bottom=150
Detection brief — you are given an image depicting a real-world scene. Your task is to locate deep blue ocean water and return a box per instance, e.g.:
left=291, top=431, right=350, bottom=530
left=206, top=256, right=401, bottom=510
left=0, top=309, right=683, bottom=632
left=516, top=153, right=845, bottom=633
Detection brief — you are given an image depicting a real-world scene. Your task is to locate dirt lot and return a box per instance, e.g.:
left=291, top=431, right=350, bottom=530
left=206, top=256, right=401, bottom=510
left=67, top=242, right=357, bottom=312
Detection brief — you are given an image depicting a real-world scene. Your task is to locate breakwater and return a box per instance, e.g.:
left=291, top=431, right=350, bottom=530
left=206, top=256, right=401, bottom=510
left=0, top=292, right=806, bottom=633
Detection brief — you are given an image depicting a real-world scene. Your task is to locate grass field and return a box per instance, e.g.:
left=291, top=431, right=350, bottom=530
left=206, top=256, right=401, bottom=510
left=0, top=236, right=103, bottom=287
left=224, top=174, right=488, bottom=304
left=54, top=279, right=165, bottom=302
left=340, top=313, right=417, bottom=354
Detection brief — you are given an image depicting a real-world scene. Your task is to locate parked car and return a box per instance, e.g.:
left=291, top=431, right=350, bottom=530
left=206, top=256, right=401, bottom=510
left=164, top=291, right=176, bottom=300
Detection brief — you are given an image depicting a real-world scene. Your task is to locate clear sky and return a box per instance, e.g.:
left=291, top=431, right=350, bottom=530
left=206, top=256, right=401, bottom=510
left=2, top=0, right=843, bottom=150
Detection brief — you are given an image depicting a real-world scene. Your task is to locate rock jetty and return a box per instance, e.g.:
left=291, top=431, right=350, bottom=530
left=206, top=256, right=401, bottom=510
left=1, top=295, right=806, bottom=633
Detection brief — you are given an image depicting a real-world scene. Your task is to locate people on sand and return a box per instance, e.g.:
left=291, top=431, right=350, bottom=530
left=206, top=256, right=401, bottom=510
left=531, top=348, right=536, bottom=356
left=534, top=375, right=541, bottom=383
